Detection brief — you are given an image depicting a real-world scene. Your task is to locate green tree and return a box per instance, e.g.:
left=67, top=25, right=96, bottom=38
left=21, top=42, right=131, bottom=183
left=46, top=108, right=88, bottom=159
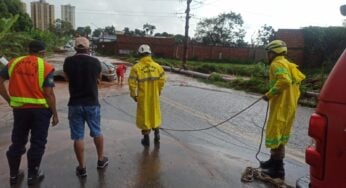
left=92, top=28, right=103, bottom=37
left=143, top=23, right=156, bottom=36
left=134, top=28, right=145, bottom=36
left=76, top=27, right=86, bottom=36
left=123, top=27, right=133, bottom=36
left=154, top=32, right=173, bottom=37
left=0, top=0, right=33, bottom=32
left=0, top=0, right=10, bottom=18
left=104, top=25, right=115, bottom=35
left=50, top=19, right=74, bottom=37
left=0, top=15, right=31, bottom=58
left=13, top=12, right=32, bottom=32
left=84, top=26, right=91, bottom=37
left=174, top=34, right=185, bottom=43
left=31, top=29, right=66, bottom=52
left=195, top=12, right=246, bottom=46
left=255, top=24, right=275, bottom=47
left=303, top=26, right=346, bottom=69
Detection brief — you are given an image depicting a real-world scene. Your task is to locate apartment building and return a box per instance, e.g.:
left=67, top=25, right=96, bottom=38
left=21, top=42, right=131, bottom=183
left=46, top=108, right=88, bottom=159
left=61, top=4, right=75, bottom=29
left=30, top=0, right=55, bottom=30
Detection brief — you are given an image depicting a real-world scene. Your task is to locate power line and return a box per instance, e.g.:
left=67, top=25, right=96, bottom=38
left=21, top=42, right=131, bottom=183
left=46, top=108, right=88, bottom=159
left=76, top=10, right=180, bottom=18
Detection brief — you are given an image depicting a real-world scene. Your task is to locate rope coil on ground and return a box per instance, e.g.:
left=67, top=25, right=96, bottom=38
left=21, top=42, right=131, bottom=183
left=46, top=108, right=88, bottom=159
left=241, top=167, right=294, bottom=188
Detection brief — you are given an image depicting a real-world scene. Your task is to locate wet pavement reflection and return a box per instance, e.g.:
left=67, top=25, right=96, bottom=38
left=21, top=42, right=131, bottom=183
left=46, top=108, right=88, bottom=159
left=134, top=143, right=161, bottom=188
left=0, top=54, right=313, bottom=188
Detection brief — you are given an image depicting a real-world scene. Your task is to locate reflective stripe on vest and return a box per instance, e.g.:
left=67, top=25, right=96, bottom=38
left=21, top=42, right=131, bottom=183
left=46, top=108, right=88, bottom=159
left=8, top=56, right=48, bottom=107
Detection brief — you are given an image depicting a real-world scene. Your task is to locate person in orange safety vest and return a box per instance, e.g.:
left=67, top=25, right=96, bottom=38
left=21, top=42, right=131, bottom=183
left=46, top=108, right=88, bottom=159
left=0, top=40, right=59, bottom=186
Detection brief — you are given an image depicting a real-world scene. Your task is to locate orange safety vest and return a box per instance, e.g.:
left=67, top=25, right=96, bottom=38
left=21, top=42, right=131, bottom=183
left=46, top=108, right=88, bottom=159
left=8, top=55, right=54, bottom=108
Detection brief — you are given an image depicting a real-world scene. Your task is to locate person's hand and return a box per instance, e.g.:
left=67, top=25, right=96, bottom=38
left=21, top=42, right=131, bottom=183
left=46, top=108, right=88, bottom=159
left=262, top=95, right=269, bottom=101
left=132, top=96, right=137, bottom=102
left=52, top=114, right=59, bottom=126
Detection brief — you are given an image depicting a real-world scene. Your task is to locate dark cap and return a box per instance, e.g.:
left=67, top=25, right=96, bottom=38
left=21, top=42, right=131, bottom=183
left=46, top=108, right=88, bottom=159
left=29, top=40, right=46, bottom=53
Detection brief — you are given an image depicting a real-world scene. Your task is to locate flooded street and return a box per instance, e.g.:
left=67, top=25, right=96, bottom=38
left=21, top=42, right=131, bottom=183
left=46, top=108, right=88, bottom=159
left=0, top=54, right=314, bottom=188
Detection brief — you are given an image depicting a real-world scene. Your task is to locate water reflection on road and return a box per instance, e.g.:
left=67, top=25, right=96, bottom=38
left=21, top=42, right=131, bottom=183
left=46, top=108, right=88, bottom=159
left=134, top=143, right=161, bottom=188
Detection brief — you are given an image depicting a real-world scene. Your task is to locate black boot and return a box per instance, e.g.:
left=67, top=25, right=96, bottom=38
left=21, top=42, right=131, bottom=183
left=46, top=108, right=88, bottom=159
left=10, top=169, right=24, bottom=185
left=154, top=129, right=160, bottom=143
left=261, top=159, right=285, bottom=179
left=27, top=158, right=44, bottom=185
left=141, top=134, right=150, bottom=147
left=259, top=156, right=274, bottom=169
left=27, top=168, right=44, bottom=186
left=7, top=153, right=24, bottom=185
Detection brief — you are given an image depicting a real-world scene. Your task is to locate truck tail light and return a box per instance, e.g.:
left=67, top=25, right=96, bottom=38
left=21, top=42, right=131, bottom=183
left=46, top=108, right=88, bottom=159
left=305, top=113, right=327, bottom=179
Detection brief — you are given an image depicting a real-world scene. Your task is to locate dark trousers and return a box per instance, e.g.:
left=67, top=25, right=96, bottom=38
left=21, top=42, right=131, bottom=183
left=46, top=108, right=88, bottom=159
left=7, top=108, right=52, bottom=175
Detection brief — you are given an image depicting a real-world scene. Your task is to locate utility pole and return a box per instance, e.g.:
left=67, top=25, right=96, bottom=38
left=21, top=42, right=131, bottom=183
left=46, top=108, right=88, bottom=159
left=182, top=0, right=192, bottom=69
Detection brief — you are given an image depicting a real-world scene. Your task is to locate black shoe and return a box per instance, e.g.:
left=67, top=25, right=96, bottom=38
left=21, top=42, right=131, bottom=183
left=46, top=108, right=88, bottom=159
left=261, top=159, right=285, bottom=179
left=76, top=166, right=87, bottom=177
left=141, top=135, right=150, bottom=147
left=261, top=168, right=285, bottom=179
left=10, top=169, right=24, bottom=185
left=154, top=129, right=160, bottom=143
left=97, top=157, right=109, bottom=169
left=27, top=170, right=44, bottom=186
left=260, top=158, right=274, bottom=169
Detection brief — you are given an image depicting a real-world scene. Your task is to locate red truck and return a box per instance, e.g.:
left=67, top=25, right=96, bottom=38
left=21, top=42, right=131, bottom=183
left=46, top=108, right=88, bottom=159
left=297, top=48, right=346, bottom=188
left=296, top=5, right=346, bottom=188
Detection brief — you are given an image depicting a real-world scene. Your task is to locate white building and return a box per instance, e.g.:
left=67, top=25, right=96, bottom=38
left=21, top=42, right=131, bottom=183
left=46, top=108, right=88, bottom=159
left=30, top=0, right=55, bottom=31
left=61, top=4, right=75, bottom=29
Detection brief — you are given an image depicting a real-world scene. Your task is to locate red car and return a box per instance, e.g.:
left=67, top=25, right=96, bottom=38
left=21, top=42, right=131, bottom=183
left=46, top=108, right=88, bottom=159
left=297, top=50, right=346, bottom=188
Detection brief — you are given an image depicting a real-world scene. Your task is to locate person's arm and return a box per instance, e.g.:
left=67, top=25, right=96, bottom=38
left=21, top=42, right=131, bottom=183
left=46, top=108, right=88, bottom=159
left=265, top=63, right=291, bottom=100
left=43, top=86, right=58, bottom=126
left=128, top=67, right=138, bottom=102
left=43, top=72, right=58, bottom=126
left=0, top=76, right=9, bottom=105
left=0, top=66, right=10, bottom=105
left=158, top=66, right=166, bottom=96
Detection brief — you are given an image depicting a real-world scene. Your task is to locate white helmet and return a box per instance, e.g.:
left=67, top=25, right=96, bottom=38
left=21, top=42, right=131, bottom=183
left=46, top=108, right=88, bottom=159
left=138, top=44, right=151, bottom=54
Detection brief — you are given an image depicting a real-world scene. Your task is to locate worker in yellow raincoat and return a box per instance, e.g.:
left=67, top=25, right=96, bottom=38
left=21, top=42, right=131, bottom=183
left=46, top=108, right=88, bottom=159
left=260, top=40, right=305, bottom=180
left=128, top=44, right=166, bottom=147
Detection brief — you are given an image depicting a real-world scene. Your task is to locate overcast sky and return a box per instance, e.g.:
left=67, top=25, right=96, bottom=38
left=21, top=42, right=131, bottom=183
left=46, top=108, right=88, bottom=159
left=22, top=0, right=346, bottom=41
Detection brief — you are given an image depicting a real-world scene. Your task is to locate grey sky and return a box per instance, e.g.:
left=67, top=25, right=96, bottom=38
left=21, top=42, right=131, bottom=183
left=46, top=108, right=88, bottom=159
left=23, top=0, right=346, bottom=41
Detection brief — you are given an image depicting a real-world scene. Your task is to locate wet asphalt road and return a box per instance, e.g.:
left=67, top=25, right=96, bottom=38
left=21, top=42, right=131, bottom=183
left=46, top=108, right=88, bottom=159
left=0, top=56, right=315, bottom=188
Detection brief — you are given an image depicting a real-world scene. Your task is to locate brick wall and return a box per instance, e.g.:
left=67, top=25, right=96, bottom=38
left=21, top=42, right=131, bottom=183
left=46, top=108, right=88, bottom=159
left=97, top=30, right=305, bottom=65
left=276, top=29, right=305, bottom=65
left=175, top=45, right=266, bottom=62
left=116, top=35, right=176, bottom=57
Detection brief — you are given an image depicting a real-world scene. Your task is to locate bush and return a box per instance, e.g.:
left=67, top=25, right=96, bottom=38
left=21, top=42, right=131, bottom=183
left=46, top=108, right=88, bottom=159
left=194, top=64, right=217, bottom=73
left=229, top=77, right=268, bottom=93
left=209, top=72, right=223, bottom=81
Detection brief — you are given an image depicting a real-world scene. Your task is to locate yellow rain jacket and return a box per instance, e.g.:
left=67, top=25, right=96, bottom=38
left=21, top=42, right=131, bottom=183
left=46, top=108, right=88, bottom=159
left=128, top=56, right=166, bottom=130
left=264, top=56, right=305, bottom=149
